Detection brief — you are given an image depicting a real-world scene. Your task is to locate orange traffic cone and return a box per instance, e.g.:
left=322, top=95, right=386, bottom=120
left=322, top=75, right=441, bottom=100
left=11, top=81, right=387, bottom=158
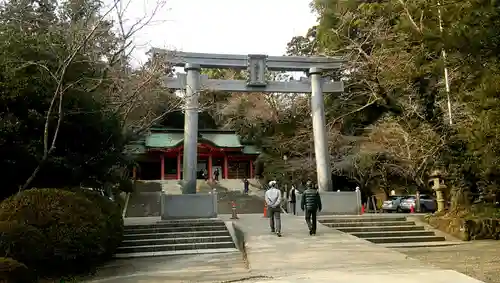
left=410, top=204, right=415, bottom=214
left=263, top=202, right=268, bottom=218
left=361, top=204, right=365, bottom=215
left=231, top=201, right=239, bottom=219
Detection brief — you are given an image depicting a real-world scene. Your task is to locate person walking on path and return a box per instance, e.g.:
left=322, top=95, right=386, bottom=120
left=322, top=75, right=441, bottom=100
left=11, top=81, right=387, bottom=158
left=243, top=178, right=250, bottom=194
left=301, top=180, right=322, bottom=235
left=288, top=184, right=297, bottom=215
left=265, top=180, right=282, bottom=237
left=213, top=168, right=220, bottom=182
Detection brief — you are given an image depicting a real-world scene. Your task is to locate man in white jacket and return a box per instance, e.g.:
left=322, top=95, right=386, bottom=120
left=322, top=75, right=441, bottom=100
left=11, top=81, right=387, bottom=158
left=265, top=180, right=282, bottom=237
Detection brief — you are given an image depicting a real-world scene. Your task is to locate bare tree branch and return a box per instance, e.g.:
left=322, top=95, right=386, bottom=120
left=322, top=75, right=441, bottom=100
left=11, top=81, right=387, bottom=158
left=20, top=0, right=170, bottom=190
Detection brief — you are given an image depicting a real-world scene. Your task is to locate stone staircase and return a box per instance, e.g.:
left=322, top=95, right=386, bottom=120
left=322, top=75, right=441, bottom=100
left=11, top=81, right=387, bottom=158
left=217, top=179, right=263, bottom=192
left=319, top=215, right=461, bottom=248
left=115, top=218, right=238, bottom=258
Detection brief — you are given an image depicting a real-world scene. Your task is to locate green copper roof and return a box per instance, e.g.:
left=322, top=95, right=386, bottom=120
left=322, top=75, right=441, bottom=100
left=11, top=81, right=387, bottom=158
left=146, top=133, right=184, bottom=148
left=201, top=133, right=242, bottom=148
left=125, top=144, right=146, bottom=154
left=145, top=132, right=244, bottom=148
left=242, top=145, right=261, bottom=155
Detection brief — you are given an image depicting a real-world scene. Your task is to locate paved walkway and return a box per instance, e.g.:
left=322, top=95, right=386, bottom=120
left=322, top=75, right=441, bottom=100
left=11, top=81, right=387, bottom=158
left=86, top=251, right=251, bottom=283
left=219, top=214, right=484, bottom=283
left=87, top=214, right=485, bottom=283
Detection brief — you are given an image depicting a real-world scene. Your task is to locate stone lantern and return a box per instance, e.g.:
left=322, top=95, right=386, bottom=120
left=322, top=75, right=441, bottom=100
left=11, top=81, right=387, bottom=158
left=429, top=170, right=447, bottom=212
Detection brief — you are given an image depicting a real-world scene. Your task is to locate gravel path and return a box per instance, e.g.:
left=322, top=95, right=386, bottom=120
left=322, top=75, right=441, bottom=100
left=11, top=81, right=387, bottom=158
left=397, top=241, right=500, bottom=283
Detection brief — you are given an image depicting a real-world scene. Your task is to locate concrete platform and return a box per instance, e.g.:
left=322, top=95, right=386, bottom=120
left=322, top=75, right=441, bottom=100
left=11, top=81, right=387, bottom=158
left=86, top=251, right=252, bottom=283
left=220, top=214, right=484, bottom=283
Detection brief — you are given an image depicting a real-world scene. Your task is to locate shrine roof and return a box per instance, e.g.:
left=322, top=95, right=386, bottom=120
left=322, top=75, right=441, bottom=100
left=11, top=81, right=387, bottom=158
left=145, top=128, right=243, bottom=148
left=126, top=128, right=261, bottom=155
left=242, top=145, right=261, bottom=155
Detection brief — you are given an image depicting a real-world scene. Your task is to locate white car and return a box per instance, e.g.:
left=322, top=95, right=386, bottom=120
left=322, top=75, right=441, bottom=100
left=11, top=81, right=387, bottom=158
left=399, top=194, right=437, bottom=212
left=382, top=196, right=406, bottom=213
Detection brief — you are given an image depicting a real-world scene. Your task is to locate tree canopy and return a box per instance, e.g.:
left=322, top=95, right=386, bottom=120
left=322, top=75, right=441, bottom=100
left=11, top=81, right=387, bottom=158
left=3, top=0, right=500, bottom=209
left=204, top=0, right=500, bottom=206
left=0, top=0, right=178, bottom=198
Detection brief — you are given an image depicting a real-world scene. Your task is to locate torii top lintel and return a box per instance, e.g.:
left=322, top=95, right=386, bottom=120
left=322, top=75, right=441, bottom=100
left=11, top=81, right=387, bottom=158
left=151, top=48, right=344, bottom=72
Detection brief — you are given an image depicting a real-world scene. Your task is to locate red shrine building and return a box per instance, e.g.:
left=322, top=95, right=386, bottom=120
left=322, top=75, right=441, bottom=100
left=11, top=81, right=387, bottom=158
left=129, top=128, right=261, bottom=180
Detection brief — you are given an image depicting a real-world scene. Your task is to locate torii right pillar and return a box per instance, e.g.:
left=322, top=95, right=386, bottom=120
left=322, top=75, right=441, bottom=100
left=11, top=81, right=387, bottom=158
left=309, top=67, right=333, bottom=192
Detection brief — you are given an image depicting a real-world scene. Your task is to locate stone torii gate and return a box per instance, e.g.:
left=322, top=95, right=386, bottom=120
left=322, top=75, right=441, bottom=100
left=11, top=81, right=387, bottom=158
left=152, top=48, right=344, bottom=194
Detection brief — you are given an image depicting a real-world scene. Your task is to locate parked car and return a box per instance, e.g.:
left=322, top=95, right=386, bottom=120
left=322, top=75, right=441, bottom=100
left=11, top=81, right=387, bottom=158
left=382, top=195, right=406, bottom=213
left=399, top=194, right=436, bottom=212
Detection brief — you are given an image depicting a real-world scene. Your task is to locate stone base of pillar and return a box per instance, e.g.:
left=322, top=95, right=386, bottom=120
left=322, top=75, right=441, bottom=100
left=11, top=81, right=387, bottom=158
left=181, top=179, right=197, bottom=194
left=160, top=191, right=218, bottom=219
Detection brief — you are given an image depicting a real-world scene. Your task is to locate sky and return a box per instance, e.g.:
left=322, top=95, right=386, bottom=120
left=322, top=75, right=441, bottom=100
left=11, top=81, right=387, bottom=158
left=117, top=0, right=318, bottom=66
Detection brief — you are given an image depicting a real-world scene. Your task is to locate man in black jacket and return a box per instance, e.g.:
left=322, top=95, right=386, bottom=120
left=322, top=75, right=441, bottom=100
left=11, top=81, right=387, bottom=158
left=300, top=180, right=322, bottom=235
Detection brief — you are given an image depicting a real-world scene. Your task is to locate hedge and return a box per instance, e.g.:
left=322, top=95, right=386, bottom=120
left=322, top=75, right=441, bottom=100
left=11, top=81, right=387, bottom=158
left=0, top=221, right=46, bottom=270
left=0, top=189, right=107, bottom=271
left=463, top=218, right=500, bottom=240
left=0, top=257, right=33, bottom=283
left=426, top=206, right=500, bottom=240
left=77, top=189, right=124, bottom=257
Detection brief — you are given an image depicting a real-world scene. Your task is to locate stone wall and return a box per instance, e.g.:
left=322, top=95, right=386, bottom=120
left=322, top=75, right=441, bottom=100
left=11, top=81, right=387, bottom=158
left=293, top=190, right=361, bottom=215
left=160, top=192, right=218, bottom=219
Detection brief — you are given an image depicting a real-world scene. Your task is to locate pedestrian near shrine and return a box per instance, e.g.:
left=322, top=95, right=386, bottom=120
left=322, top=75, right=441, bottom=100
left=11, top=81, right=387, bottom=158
left=288, top=184, right=297, bottom=215
left=213, top=168, right=220, bottom=182
left=301, top=180, right=322, bottom=235
left=243, top=178, right=250, bottom=194
left=265, top=180, right=282, bottom=237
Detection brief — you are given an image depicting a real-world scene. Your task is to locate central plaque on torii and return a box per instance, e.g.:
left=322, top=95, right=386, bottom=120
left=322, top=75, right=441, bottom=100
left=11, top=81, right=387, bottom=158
left=246, top=54, right=267, bottom=87
left=151, top=48, right=344, bottom=194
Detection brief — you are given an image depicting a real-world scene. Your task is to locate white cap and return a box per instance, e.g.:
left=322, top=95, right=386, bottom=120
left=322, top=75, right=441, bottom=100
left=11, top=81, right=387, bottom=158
left=268, top=180, right=277, bottom=187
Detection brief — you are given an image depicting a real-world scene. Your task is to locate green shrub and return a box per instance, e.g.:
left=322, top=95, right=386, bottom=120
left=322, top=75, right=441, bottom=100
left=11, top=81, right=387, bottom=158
left=462, top=218, right=500, bottom=240
left=0, top=257, right=33, bottom=283
left=426, top=213, right=469, bottom=240
left=0, top=189, right=107, bottom=271
left=427, top=205, right=500, bottom=241
left=78, top=190, right=124, bottom=257
left=0, top=221, right=46, bottom=270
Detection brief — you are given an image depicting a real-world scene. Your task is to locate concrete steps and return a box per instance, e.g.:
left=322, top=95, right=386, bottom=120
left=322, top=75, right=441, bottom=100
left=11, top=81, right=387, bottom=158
left=116, top=218, right=237, bottom=258
left=379, top=241, right=465, bottom=248
left=338, top=225, right=425, bottom=233
left=122, top=225, right=229, bottom=233
left=323, top=220, right=416, bottom=227
left=322, top=216, right=407, bottom=223
left=350, top=230, right=435, bottom=238
left=320, top=216, right=448, bottom=247
left=364, top=235, right=445, bottom=244
left=124, top=230, right=230, bottom=240
left=122, top=235, right=232, bottom=246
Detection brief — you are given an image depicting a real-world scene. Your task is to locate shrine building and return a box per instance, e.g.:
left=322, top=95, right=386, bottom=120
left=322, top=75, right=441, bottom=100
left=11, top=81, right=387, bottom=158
left=129, top=128, right=261, bottom=180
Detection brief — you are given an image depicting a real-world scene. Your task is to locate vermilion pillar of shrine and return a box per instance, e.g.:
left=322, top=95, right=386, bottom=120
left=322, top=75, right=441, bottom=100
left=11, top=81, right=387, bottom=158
left=208, top=155, right=213, bottom=180
left=223, top=155, right=228, bottom=179
left=160, top=154, right=165, bottom=180
left=176, top=153, right=181, bottom=179
left=249, top=160, right=254, bottom=178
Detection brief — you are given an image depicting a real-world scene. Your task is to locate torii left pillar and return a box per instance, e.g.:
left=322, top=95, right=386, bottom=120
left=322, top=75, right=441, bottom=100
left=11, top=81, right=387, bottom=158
left=182, top=63, right=201, bottom=194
